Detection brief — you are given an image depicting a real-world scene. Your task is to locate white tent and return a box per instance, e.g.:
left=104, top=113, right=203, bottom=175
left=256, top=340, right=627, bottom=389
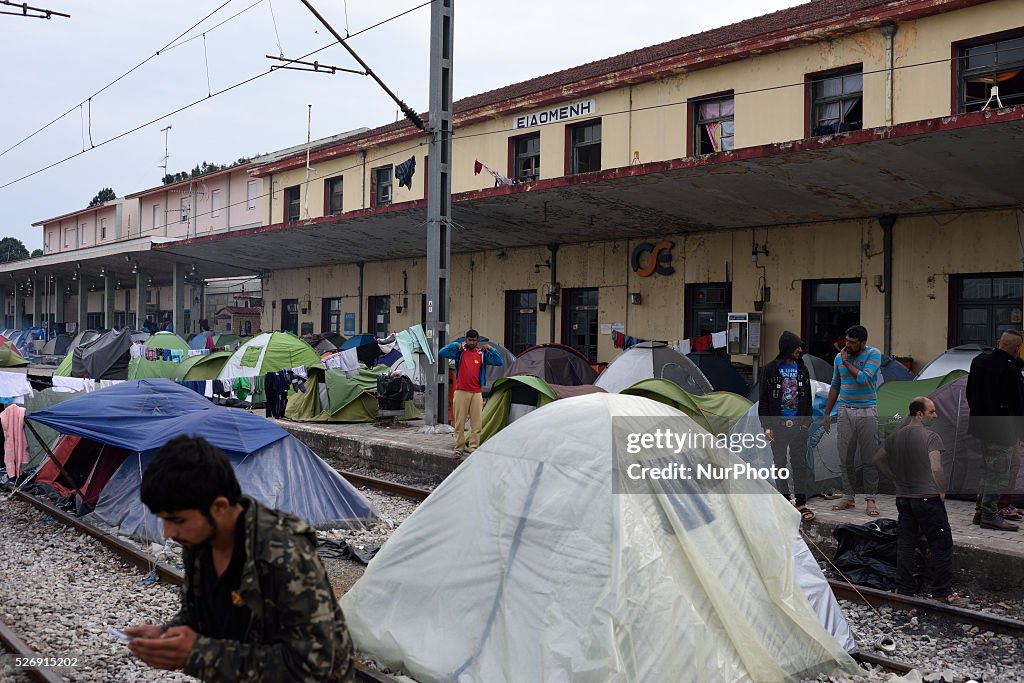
left=595, top=341, right=713, bottom=395
left=342, top=393, right=859, bottom=682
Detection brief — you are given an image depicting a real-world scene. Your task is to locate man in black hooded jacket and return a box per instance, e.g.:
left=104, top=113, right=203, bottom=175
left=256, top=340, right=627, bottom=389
left=759, top=331, right=816, bottom=520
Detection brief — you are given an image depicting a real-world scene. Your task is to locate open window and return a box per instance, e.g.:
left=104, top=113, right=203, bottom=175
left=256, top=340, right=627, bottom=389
left=809, top=67, right=862, bottom=136
left=957, top=33, right=1024, bottom=112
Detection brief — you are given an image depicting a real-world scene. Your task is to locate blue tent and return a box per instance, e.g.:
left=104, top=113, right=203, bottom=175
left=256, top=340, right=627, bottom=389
left=29, top=379, right=379, bottom=541
left=877, top=356, right=916, bottom=386
left=340, top=334, right=377, bottom=350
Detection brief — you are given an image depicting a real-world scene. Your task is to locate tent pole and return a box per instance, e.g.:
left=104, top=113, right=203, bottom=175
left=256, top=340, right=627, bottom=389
left=25, top=420, right=80, bottom=496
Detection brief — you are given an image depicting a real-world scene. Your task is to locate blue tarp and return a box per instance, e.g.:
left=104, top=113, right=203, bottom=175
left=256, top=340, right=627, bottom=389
left=189, top=331, right=213, bottom=350
left=340, top=334, right=377, bottom=350
left=27, top=379, right=287, bottom=455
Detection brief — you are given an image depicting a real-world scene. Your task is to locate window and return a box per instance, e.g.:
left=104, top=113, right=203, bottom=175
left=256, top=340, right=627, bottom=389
left=322, top=297, right=342, bottom=333
left=562, top=287, right=599, bottom=363
left=153, top=203, right=162, bottom=230
left=804, top=279, right=861, bottom=363
left=686, top=283, right=732, bottom=341
left=280, top=298, right=298, bottom=334
left=693, top=96, right=734, bottom=154
left=100, top=218, right=107, bottom=240
left=809, top=68, right=863, bottom=136
left=568, top=121, right=601, bottom=174
left=211, top=189, right=222, bottom=218
left=953, top=274, right=1023, bottom=345
left=368, top=295, right=391, bottom=337
left=80, top=223, right=88, bottom=246
left=86, top=312, right=103, bottom=329
left=958, top=34, right=1024, bottom=112
left=284, top=186, right=300, bottom=222
left=247, top=180, right=257, bottom=210
left=511, top=133, right=540, bottom=182
left=372, top=166, right=393, bottom=207
left=326, top=177, right=344, bottom=215
left=180, top=197, right=190, bottom=223
left=505, top=290, right=537, bottom=355
left=64, top=228, right=70, bottom=248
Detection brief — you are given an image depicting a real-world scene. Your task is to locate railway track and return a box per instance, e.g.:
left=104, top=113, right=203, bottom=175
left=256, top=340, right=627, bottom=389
left=0, top=618, right=64, bottom=683
left=13, top=478, right=1024, bottom=680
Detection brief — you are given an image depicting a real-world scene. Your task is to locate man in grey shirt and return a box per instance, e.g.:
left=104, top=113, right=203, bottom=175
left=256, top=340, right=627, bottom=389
left=872, top=397, right=967, bottom=606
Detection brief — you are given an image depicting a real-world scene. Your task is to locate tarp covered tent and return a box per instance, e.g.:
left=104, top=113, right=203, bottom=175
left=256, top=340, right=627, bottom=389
left=506, top=343, right=598, bottom=386
left=22, top=388, right=79, bottom=472
left=301, top=333, right=338, bottom=355
left=286, top=364, right=419, bottom=422
left=594, top=342, right=712, bottom=395
left=927, top=376, right=1024, bottom=496
left=144, top=331, right=190, bottom=351
left=687, top=353, right=748, bottom=395
left=188, top=330, right=214, bottom=350
left=28, top=379, right=380, bottom=540
left=217, top=332, right=321, bottom=379
left=620, top=378, right=751, bottom=435
left=57, top=328, right=132, bottom=379
left=54, top=330, right=100, bottom=376
left=877, top=356, right=916, bottom=385
left=342, top=394, right=859, bottom=682
left=917, top=344, right=990, bottom=380
left=479, top=375, right=606, bottom=443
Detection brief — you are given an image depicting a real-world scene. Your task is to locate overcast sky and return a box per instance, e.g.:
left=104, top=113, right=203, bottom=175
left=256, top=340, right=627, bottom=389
left=0, top=0, right=804, bottom=248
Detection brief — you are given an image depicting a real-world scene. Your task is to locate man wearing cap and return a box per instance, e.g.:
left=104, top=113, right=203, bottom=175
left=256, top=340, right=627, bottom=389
left=759, top=331, right=816, bottom=521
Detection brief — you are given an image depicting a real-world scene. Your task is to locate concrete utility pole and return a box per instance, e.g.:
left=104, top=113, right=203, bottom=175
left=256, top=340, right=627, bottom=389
left=424, top=0, right=454, bottom=426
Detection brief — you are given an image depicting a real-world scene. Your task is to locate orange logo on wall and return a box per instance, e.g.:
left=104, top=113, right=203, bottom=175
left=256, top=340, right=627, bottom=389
left=631, top=241, right=675, bottom=277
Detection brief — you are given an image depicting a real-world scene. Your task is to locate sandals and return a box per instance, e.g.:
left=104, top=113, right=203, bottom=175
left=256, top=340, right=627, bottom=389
left=945, top=592, right=969, bottom=607
left=832, top=500, right=856, bottom=511
left=798, top=506, right=816, bottom=522
left=866, top=501, right=880, bottom=517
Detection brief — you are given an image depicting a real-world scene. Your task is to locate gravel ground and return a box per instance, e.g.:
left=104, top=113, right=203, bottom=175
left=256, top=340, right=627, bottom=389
left=0, top=494, right=195, bottom=683
left=332, top=460, right=446, bottom=490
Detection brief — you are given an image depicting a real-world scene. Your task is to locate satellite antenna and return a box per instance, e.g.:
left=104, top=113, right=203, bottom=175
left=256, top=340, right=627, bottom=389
left=159, top=125, right=173, bottom=178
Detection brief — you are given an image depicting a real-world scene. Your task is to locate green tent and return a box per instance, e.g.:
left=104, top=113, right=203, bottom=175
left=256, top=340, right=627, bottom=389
left=23, top=388, right=78, bottom=471
left=180, top=350, right=234, bottom=380
left=876, top=370, right=966, bottom=437
left=54, top=352, right=73, bottom=377
left=479, top=376, right=561, bottom=444
left=218, top=332, right=321, bottom=379
left=127, top=356, right=184, bottom=379
left=285, top=364, right=418, bottom=422
left=0, top=340, right=29, bottom=368
left=620, top=378, right=752, bottom=435
left=212, top=333, right=238, bottom=347
left=144, top=332, right=190, bottom=351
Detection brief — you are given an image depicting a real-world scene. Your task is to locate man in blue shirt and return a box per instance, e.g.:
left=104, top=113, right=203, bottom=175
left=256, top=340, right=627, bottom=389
left=824, top=325, right=883, bottom=515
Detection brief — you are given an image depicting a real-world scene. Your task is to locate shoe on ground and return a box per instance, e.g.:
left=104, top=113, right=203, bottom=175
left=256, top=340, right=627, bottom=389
left=945, top=592, right=970, bottom=607
left=821, top=488, right=843, bottom=500
left=980, top=514, right=1019, bottom=531
left=998, top=506, right=1023, bottom=521
left=973, top=511, right=981, bottom=526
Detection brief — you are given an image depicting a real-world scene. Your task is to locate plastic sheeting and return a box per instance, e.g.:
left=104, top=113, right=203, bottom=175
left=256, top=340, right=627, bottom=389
left=71, top=328, right=132, bottom=379
left=343, top=394, right=859, bottom=682
left=28, top=379, right=286, bottom=456
left=92, top=433, right=380, bottom=542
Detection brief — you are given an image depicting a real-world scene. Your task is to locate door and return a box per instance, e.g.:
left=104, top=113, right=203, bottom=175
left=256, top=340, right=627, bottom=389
left=686, top=283, right=732, bottom=352
left=505, top=290, right=537, bottom=355
left=280, top=298, right=298, bottom=334
left=368, top=295, right=391, bottom=337
left=804, top=279, right=861, bottom=363
left=563, top=288, right=599, bottom=363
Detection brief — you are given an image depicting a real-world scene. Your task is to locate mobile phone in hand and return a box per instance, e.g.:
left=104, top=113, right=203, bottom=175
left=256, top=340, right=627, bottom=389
left=109, top=627, right=133, bottom=642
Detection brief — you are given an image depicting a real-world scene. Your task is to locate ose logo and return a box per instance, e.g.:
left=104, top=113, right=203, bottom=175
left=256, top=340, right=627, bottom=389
left=631, top=241, right=674, bottom=277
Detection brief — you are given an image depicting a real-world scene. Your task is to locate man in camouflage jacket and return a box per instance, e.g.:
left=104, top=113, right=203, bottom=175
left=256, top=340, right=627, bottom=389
left=127, top=436, right=353, bottom=682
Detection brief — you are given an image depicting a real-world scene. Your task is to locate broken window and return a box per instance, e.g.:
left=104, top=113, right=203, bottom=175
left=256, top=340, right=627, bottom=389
left=810, top=68, right=862, bottom=136
left=512, top=133, right=540, bottom=182
left=958, top=35, right=1024, bottom=112
left=694, top=95, right=734, bottom=154
left=569, top=121, right=601, bottom=174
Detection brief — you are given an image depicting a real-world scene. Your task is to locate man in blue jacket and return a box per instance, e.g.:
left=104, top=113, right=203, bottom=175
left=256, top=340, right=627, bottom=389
left=438, top=329, right=503, bottom=455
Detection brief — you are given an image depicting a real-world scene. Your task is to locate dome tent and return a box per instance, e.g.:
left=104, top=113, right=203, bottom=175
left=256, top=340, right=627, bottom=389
left=506, top=343, right=598, bottom=386
left=217, top=332, right=321, bottom=379
left=143, top=331, right=190, bottom=351
left=342, top=394, right=858, bottom=682
left=596, top=341, right=713, bottom=395
left=28, top=379, right=379, bottom=541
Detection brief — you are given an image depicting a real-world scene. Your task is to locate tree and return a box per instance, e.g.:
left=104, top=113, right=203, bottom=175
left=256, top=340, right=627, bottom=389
left=88, top=187, right=116, bottom=207
left=0, top=237, right=29, bottom=262
left=30, top=248, right=43, bottom=257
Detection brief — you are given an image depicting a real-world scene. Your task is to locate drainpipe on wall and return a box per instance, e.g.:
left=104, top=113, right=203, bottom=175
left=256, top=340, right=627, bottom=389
left=880, top=23, right=898, bottom=127
left=548, top=243, right=559, bottom=343
left=357, top=261, right=365, bottom=334
left=879, top=215, right=896, bottom=356
left=267, top=173, right=273, bottom=225
left=360, top=150, right=368, bottom=209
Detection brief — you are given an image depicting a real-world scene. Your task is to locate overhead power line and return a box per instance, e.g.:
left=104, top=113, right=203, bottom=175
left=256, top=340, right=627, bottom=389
left=0, top=0, right=69, bottom=19
left=0, top=1, right=436, bottom=191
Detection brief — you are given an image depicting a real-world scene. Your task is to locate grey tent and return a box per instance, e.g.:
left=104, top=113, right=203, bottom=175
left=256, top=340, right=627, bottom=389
left=917, top=344, right=991, bottom=380
left=750, top=353, right=833, bottom=401
left=40, top=334, right=72, bottom=356
left=507, top=343, right=598, bottom=386
left=72, top=328, right=132, bottom=379
left=926, top=376, right=1022, bottom=496
left=596, top=342, right=713, bottom=395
